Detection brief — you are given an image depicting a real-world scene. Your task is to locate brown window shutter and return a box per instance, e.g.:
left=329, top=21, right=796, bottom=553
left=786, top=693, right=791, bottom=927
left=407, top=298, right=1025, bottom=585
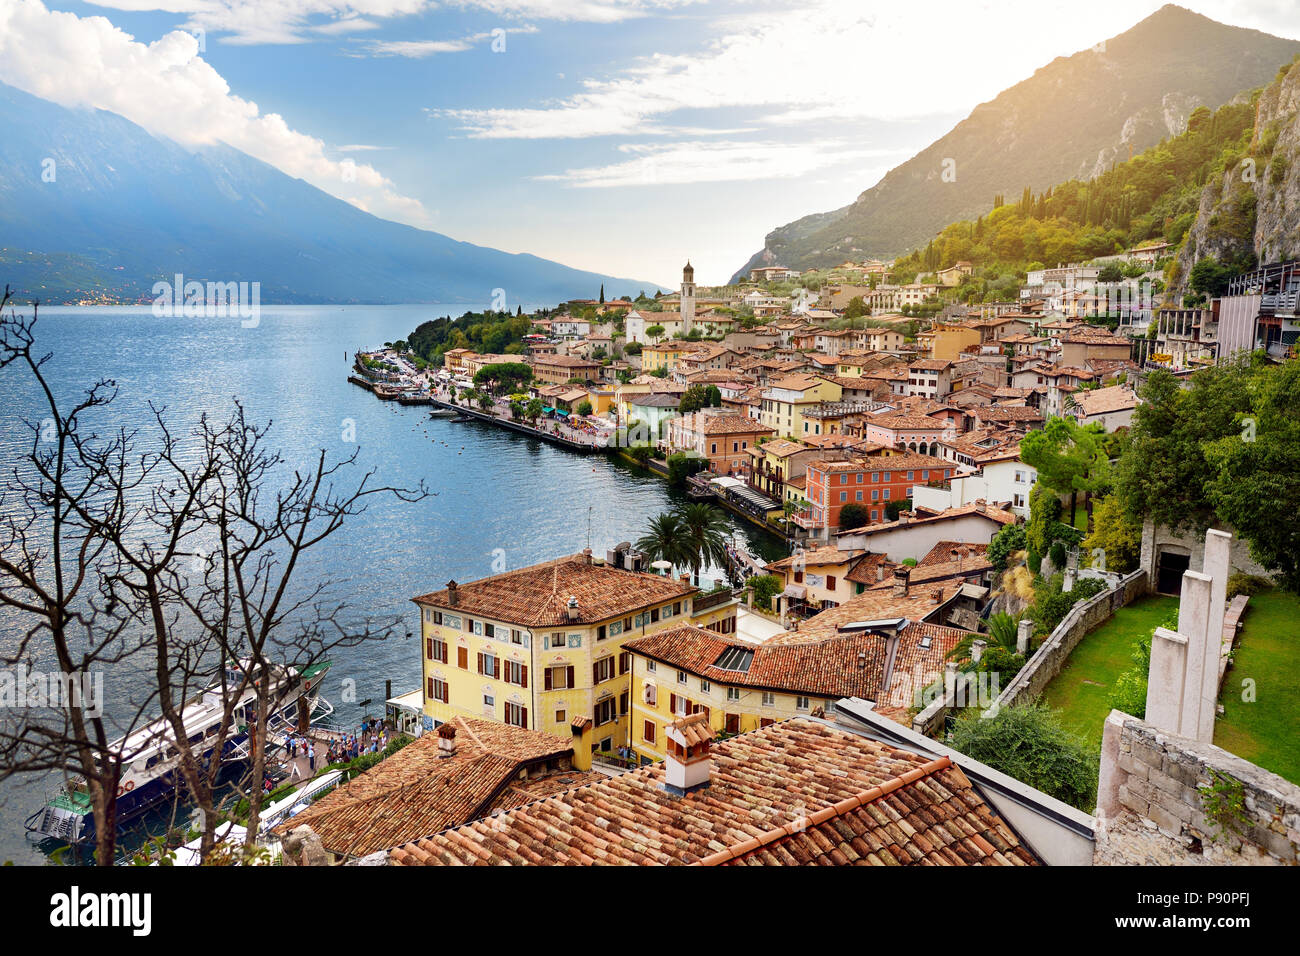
left=566, top=666, right=574, bottom=689
left=592, top=663, right=599, bottom=686
left=619, top=652, right=629, bottom=674
left=493, top=658, right=500, bottom=680
left=670, top=693, right=677, bottom=714
left=521, top=707, right=528, bottom=728
left=477, top=652, right=483, bottom=675
left=458, top=647, right=468, bottom=669
left=426, top=638, right=433, bottom=660
left=544, top=668, right=552, bottom=691
left=427, top=677, right=434, bottom=699
left=521, top=665, right=528, bottom=689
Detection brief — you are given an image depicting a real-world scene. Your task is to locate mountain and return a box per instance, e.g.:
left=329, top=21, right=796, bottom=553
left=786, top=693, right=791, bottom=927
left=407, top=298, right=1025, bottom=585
left=732, top=5, right=1300, bottom=282
left=1176, top=55, right=1300, bottom=285
left=0, top=82, right=655, bottom=306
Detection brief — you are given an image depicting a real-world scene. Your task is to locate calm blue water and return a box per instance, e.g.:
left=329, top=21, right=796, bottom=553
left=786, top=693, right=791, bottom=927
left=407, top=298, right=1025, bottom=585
left=0, top=304, right=783, bottom=863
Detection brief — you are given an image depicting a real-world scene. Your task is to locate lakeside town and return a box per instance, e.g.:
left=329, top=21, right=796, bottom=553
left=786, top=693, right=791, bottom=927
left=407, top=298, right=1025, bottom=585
left=258, top=251, right=1300, bottom=868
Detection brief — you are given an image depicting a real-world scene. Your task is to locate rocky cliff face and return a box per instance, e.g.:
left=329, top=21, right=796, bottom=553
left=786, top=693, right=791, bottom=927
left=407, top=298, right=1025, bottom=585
left=1177, top=59, right=1300, bottom=284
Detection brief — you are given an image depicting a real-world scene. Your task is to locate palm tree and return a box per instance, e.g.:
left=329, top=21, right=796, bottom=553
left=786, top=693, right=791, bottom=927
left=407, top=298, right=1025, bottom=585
left=636, top=512, right=693, bottom=575
left=946, top=612, right=1020, bottom=664
left=675, top=503, right=732, bottom=585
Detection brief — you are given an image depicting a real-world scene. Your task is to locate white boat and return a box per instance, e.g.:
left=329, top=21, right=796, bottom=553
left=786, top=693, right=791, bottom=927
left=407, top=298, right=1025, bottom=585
left=26, top=658, right=332, bottom=846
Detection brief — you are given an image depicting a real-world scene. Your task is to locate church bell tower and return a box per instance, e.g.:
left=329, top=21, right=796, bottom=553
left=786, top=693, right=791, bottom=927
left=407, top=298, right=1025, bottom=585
left=681, top=261, right=696, bottom=335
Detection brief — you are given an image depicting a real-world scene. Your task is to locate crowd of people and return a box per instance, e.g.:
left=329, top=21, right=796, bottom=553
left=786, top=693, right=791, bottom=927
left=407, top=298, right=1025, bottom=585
left=280, top=717, right=392, bottom=781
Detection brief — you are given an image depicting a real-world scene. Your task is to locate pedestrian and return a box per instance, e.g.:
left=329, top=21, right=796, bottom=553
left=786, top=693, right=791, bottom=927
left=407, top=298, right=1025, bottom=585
left=308, top=744, right=316, bottom=772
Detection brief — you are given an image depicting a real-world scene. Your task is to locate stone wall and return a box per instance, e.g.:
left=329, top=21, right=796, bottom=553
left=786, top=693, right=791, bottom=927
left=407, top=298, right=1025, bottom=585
left=1140, top=518, right=1272, bottom=590
left=991, top=569, right=1148, bottom=710
left=1096, top=711, right=1300, bottom=865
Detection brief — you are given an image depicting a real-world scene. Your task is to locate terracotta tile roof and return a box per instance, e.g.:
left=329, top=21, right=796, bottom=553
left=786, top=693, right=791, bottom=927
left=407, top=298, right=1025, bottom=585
left=917, top=541, right=989, bottom=568
left=867, top=412, right=951, bottom=431
left=837, top=501, right=1016, bottom=537
left=626, top=623, right=890, bottom=699
left=843, top=552, right=897, bottom=585
left=386, top=719, right=1037, bottom=866
left=412, top=554, right=696, bottom=626
left=710, top=760, right=1033, bottom=865
left=755, top=438, right=812, bottom=457
left=766, top=546, right=865, bottom=571
left=974, top=406, right=1044, bottom=424
left=669, top=411, right=774, bottom=436
left=271, top=716, right=580, bottom=857
left=1073, top=384, right=1139, bottom=416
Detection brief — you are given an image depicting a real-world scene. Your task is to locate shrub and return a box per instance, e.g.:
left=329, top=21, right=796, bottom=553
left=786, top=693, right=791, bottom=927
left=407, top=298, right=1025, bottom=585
left=1029, top=574, right=1108, bottom=636
left=976, top=646, right=1026, bottom=682
left=988, top=524, right=1026, bottom=573
left=1049, top=541, right=1067, bottom=570
left=1225, top=572, right=1270, bottom=600
left=747, top=574, right=782, bottom=612
left=949, top=702, right=1098, bottom=811
left=838, top=503, right=870, bottom=529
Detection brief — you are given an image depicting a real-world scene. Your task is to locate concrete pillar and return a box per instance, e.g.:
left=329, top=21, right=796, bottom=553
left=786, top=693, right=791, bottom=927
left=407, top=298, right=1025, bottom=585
left=1175, top=569, right=1214, bottom=741
left=1096, top=710, right=1128, bottom=819
left=971, top=639, right=987, bottom=664
left=1016, top=620, right=1034, bottom=655
left=1197, top=530, right=1231, bottom=742
left=943, top=662, right=958, bottom=703
left=1146, top=625, right=1188, bottom=734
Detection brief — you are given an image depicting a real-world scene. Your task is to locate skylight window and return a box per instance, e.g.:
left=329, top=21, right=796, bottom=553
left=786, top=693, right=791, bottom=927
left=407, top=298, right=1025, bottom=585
left=713, top=646, right=755, bottom=673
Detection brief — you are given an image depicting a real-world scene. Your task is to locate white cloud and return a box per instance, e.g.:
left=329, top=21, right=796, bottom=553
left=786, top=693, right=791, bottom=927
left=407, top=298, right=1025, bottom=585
left=0, top=0, right=433, bottom=227
left=441, top=0, right=1300, bottom=139
left=538, top=139, right=908, bottom=188
left=82, top=0, right=696, bottom=45
left=366, top=23, right=538, bottom=57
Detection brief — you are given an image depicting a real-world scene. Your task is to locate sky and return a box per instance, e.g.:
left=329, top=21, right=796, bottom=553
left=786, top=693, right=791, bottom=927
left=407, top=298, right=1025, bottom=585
left=2, top=0, right=1300, bottom=287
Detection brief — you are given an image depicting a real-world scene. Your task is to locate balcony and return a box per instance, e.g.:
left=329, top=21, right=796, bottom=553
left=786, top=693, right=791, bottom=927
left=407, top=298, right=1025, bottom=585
left=693, top=588, right=739, bottom=613
left=789, top=509, right=822, bottom=530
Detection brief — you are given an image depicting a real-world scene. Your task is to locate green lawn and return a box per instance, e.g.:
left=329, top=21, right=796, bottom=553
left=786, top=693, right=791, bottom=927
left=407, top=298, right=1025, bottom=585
left=1215, top=589, right=1300, bottom=786
left=1041, top=595, right=1179, bottom=752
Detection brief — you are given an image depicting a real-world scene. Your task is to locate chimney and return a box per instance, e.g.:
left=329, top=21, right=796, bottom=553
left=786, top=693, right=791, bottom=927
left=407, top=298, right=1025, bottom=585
left=892, top=566, right=910, bottom=597
left=929, top=587, right=943, bottom=604
left=446, top=580, right=459, bottom=606
left=570, top=716, right=594, bottom=771
left=679, top=573, right=691, bottom=585
left=663, top=713, right=714, bottom=795
left=566, top=596, right=580, bottom=622
left=876, top=563, right=886, bottom=582
left=436, top=722, right=458, bottom=758
left=582, top=548, right=593, bottom=565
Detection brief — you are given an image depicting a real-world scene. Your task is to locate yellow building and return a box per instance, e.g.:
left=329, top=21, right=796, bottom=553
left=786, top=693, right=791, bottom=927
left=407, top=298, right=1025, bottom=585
left=626, top=614, right=972, bottom=759
left=915, top=323, right=980, bottom=362
left=413, top=551, right=737, bottom=754
left=641, top=341, right=696, bottom=375
left=758, top=374, right=842, bottom=439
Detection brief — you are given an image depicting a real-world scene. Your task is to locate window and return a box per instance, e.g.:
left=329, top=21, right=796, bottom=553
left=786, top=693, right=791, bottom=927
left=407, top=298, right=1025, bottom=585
left=593, top=656, right=615, bottom=684
left=650, top=606, right=660, bottom=623
left=595, top=698, right=616, bottom=726
left=796, top=696, right=810, bottom=711
left=826, top=575, right=837, bottom=590
left=711, top=442, right=717, bottom=454
left=511, top=629, right=524, bottom=645
left=471, top=619, right=482, bottom=636
left=726, top=687, right=740, bottom=702
left=839, top=491, right=847, bottom=503
left=427, top=677, right=449, bottom=704
left=504, top=660, right=528, bottom=687
left=855, top=491, right=862, bottom=501
left=597, top=624, right=607, bottom=641
left=643, top=720, right=656, bottom=743
left=504, top=702, right=528, bottom=728
left=545, top=665, right=575, bottom=690
left=871, top=489, right=879, bottom=501
left=700, top=679, right=711, bottom=693
left=921, top=470, right=929, bottom=481
left=725, top=713, right=740, bottom=734
left=732, top=441, right=738, bottom=453
left=677, top=670, right=687, bottom=685
left=644, top=683, right=658, bottom=706
left=550, top=632, right=565, bottom=648
left=477, top=651, right=499, bottom=679
left=883, top=489, right=891, bottom=500
left=484, top=622, right=495, bottom=639
left=618, top=652, right=630, bottom=675
left=483, top=694, right=495, bottom=709
left=620, top=691, right=629, bottom=717
left=761, top=692, right=776, bottom=707
left=673, top=601, right=682, bottom=615
left=555, top=709, right=566, bottom=723
left=882, top=471, right=891, bottom=481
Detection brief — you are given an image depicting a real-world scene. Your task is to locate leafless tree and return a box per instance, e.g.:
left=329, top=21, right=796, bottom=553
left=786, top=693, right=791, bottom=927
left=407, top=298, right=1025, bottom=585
left=0, top=287, right=426, bottom=864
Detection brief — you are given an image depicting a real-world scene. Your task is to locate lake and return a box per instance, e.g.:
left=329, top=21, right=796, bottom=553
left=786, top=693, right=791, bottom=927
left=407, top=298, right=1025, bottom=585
left=0, top=304, right=785, bottom=863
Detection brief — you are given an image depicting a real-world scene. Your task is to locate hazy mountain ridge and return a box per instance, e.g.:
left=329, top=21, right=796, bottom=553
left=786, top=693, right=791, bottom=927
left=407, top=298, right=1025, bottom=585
left=0, top=82, right=655, bottom=306
left=731, top=5, right=1300, bottom=282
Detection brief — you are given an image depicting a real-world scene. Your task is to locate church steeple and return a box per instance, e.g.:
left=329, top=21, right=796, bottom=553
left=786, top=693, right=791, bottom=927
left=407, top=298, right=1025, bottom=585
left=681, top=260, right=696, bottom=334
